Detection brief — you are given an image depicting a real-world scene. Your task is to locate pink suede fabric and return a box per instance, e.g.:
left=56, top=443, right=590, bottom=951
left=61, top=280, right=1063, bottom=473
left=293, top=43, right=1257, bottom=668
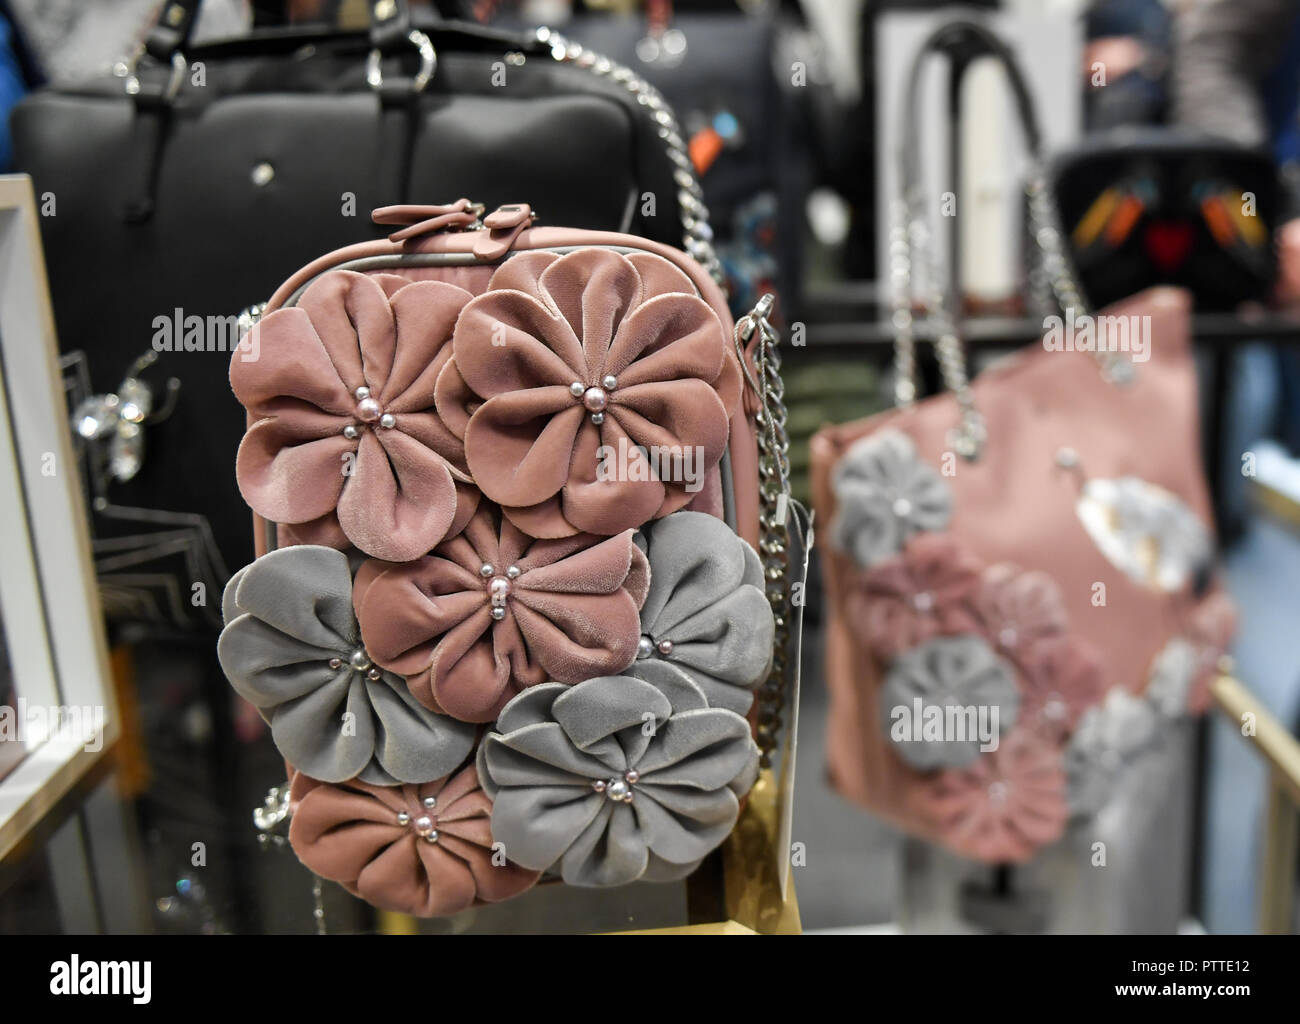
left=353, top=505, right=650, bottom=723
left=434, top=249, right=742, bottom=538
left=845, top=533, right=982, bottom=659
left=288, top=764, right=539, bottom=918
left=915, top=730, right=1069, bottom=864
left=231, top=270, right=478, bottom=562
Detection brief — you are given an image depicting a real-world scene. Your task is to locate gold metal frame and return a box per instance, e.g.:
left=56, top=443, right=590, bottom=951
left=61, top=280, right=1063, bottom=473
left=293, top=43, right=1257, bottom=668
left=1210, top=672, right=1300, bottom=934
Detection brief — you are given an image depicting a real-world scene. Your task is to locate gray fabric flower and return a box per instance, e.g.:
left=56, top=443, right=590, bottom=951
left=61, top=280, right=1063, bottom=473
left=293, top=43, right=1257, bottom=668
left=218, top=545, right=476, bottom=786
left=1064, top=688, right=1159, bottom=817
left=1144, top=638, right=1198, bottom=719
left=879, top=634, right=1019, bottom=771
left=830, top=428, right=951, bottom=568
left=477, top=672, right=759, bottom=887
left=626, top=510, right=774, bottom=715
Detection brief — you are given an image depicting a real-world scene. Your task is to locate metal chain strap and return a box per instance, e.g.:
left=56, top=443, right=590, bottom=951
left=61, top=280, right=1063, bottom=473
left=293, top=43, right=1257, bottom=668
left=890, top=189, right=987, bottom=459
left=1025, top=169, right=1136, bottom=386
left=736, top=295, right=791, bottom=765
left=891, top=166, right=1136, bottom=460
left=537, top=27, right=725, bottom=287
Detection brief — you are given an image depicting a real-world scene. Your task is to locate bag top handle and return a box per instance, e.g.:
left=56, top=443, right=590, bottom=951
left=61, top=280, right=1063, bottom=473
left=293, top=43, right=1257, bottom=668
left=143, top=0, right=415, bottom=63
left=889, top=18, right=1119, bottom=460
left=897, top=18, right=1043, bottom=193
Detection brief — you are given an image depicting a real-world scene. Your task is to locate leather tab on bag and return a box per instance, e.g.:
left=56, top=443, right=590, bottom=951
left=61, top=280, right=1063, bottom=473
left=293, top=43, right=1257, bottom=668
left=373, top=199, right=483, bottom=242
left=474, top=204, right=535, bottom=260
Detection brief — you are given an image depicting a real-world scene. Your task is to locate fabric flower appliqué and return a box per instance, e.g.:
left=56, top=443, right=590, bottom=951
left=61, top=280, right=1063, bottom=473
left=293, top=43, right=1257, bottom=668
left=476, top=673, right=759, bottom=887
left=1063, top=688, right=1159, bottom=817
left=919, top=730, right=1068, bottom=863
left=829, top=429, right=951, bottom=568
left=846, top=533, right=981, bottom=660
left=625, top=511, right=773, bottom=715
left=287, top=764, right=539, bottom=918
left=435, top=249, right=741, bottom=538
left=354, top=505, right=650, bottom=724
left=1015, top=634, right=1107, bottom=739
left=217, top=546, right=476, bottom=785
left=880, top=634, right=1020, bottom=770
left=970, top=564, right=1069, bottom=659
left=231, top=271, right=477, bottom=563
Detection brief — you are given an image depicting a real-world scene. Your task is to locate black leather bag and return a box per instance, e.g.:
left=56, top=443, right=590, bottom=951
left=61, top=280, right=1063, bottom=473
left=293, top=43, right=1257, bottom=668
left=1049, top=128, right=1279, bottom=310
left=12, top=0, right=718, bottom=627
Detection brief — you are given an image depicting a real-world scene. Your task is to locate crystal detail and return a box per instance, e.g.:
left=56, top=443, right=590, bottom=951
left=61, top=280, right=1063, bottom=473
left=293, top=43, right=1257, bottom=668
left=73, top=394, right=120, bottom=440
left=117, top=377, right=153, bottom=423
left=108, top=421, right=144, bottom=481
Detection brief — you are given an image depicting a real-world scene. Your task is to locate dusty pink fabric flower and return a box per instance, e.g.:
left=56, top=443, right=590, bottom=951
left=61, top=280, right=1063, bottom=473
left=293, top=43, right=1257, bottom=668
left=231, top=271, right=478, bottom=562
left=845, top=533, right=981, bottom=659
left=287, top=764, right=539, bottom=918
left=1185, top=590, right=1238, bottom=714
left=353, top=505, right=650, bottom=723
left=917, top=730, right=1068, bottom=864
left=435, top=249, right=742, bottom=538
left=1016, top=635, right=1107, bottom=739
left=970, top=564, right=1068, bottom=659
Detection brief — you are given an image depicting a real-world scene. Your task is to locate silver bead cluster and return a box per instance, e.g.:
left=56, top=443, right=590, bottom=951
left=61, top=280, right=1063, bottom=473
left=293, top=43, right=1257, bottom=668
left=592, top=769, right=639, bottom=803
left=328, top=647, right=382, bottom=681
left=636, top=635, right=673, bottom=659
left=342, top=385, right=397, bottom=440
left=480, top=564, right=521, bottom=621
left=571, top=375, right=617, bottom=426
left=396, top=795, right=441, bottom=842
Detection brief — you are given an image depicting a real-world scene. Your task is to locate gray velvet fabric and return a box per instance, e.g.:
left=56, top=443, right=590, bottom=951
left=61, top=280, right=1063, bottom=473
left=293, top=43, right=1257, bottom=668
left=627, top=511, right=773, bottom=714
left=879, top=634, right=1019, bottom=771
left=477, top=673, right=760, bottom=887
left=1064, top=688, right=1160, bottom=817
left=829, top=428, right=951, bottom=568
left=218, top=545, right=476, bottom=786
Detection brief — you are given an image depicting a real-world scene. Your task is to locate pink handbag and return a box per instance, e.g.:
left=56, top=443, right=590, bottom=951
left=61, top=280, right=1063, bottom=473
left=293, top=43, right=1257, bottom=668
left=217, top=197, right=808, bottom=917
left=810, top=20, right=1235, bottom=864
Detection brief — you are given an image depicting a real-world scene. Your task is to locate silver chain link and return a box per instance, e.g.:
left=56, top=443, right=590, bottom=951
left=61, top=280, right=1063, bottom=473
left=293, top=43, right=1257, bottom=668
left=538, top=27, right=725, bottom=287
left=892, top=166, right=1135, bottom=460
left=736, top=295, right=791, bottom=765
left=891, top=188, right=986, bottom=459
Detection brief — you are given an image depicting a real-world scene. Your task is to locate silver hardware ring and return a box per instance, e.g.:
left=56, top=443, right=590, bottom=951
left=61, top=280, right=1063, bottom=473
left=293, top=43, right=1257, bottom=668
left=367, top=29, right=437, bottom=94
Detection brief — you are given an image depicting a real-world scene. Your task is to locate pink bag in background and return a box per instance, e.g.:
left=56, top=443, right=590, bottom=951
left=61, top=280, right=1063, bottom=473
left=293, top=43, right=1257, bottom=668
left=810, top=19, right=1235, bottom=865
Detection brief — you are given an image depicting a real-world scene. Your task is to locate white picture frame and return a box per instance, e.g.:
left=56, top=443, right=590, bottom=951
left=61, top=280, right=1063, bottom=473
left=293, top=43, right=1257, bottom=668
left=0, top=175, right=117, bottom=861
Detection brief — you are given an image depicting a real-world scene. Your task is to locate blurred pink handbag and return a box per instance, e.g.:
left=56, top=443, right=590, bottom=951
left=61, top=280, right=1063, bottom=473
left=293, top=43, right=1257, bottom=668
left=810, top=20, right=1235, bottom=865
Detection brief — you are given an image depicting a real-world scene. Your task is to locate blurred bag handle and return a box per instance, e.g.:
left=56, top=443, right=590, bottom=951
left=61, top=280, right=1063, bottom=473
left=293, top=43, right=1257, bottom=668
left=142, top=0, right=416, bottom=62
left=889, top=18, right=1110, bottom=459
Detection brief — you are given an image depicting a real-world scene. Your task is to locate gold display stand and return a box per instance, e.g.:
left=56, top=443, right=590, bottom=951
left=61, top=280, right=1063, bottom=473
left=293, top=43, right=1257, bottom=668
left=1211, top=672, right=1300, bottom=934
left=613, top=771, right=801, bottom=935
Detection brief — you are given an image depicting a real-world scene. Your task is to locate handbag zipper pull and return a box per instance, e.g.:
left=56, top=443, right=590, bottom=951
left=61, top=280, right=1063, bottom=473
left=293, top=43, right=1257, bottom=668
left=473, top=204, right=537, bottom=260
left=371, top=199, right=485, bottom=242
